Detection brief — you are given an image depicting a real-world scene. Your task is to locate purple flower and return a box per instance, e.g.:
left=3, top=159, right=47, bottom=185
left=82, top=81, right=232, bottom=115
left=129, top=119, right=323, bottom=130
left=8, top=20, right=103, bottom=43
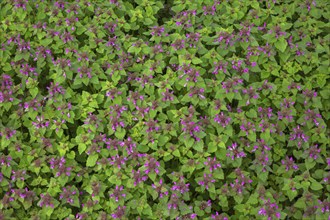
left=111, top=206, right=126, bottom=219
left=202, top=5, right=216, bottom=15
left=151, top=26, right=165, bottom=36
left=212, top=60, right=228, bottom=74
left=132, top=170, right=148, bottom=186
left=127, top=91, right=144, bottom=105
left=290, top=125, right=309, bottom=148
left=171, top=176, right=190, bottom=194
left=242, top=86, right=259, bottom=105
left=59, top=186, right=77, bottom=204
left=185, top=33, right=201, bottom=47
left=222, top=77, right=243, bottom=93
left=204, top=157, right=221, bottom=172
left=152, top=179, right=168, bottom=198
left=47, top=82, right=65, bottom=97
left=258, top=42, right=273, bottom=57
left=61, top=31, right=74, bottom=43
left=318, top=199, right=330, bottom=214
left=214, top=31, right=235, bottom=47
left=144, top=157, right=160, bottom=174
left=269, top=25, right=286, bottom=38
left=109, top=186, right=126, bottom=202
left=240, top=121, right=255, bottom=135
left=227, top=143, right=246, bottom=160
left=188, top=87, right=205, bottom=99
left=253, top=139, right=271, bottom=152
left=53, top=58, right=71, bottom=69
left=39, top=193, right=54, bottom=208
left=11, top=169, right=26, bottom=181
left=253, top=152, right=271, bottom=172
left=258, top=107, right=273, bottom=119
left=32, top=116, right=50, bottom=129
left=238, top=23, right=253, bottom=42
left=77, top=65, right=92, bottom=79
left=258, top=22, right=267, bottom=32
left=104, top=21, right=117, bottom=33
left=162, top=88, right=174, bottom=102
left=171, top=39, right=185, bottom=50
left=214, top=112, right=231, bottom=127
left=84, top=112, right=102, bottom=128
left=199, top=200, right=212, bottom=210
left=13, top=0, right=28, bottom=10
left=167, top=193, right=181, bottom=210
left=198, top=173, right=215, bottom=190
left=281, top=156, right=299, bottom=171
left=50, top=157, right=72, bottom=177
left=0, top=155, right=12, bottom=167
left=152, top=43, right=164, bottom=54
left=258, top=80, right=273, bottom=91
left=109, top=116, right=125, bottom=131
left=20, top=64, right=37, bottom=76
left=306, top=144, right=321, bottom=160
left=106, top=88, right=122, bottom=100
left=109, top=155, right=127, bottom=169
left=0, top=89, right=14, bottom=103
left=34, top=46, right=52, bottom=60
left=145, top=119, right=160, bottom=133
left=211, top=212, right=229, bottom=220
left=304, top=109, right=322, bottom=126
left=258, top=199, right=281, bottom=219
left=230, top=178, right=247, bottom=194
left=0, top=128, right=16, bottom=140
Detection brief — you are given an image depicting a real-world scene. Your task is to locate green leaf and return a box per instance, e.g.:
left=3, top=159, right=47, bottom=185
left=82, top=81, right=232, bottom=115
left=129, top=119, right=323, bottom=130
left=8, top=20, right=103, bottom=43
left=258, top=171, right=268, bottom=183
left=247, top=132, right=256, bottom=142
left=3, top=63, right=12, bottom=71
left=78, top=143, right=86, bottom=154
left=310, top=182, right=323, bottom=191
left=173, top=149, right=181, bottom=157
left=171, top=5, right=185, bottom=13
left=30, top=87, right=39, bottom=98
left=158, top=136, right=169, bottom=146
left=207, top=142, right=217, bottom=153
left=184, top=137, right=195, bottom=148
left=193, top=140, right=204, bottom=152
left=287, top=189, right=298, bottom=201
left=115, top=128, right=126, bottom=139
left=305, top=158, right=316, bottom=170
left=192, top=57, right=203, bottom=64
left=275, top=38, right=287, bottom=53
left=41, top=38, right=53, bottom=46
left=86, top=154, right=98, bottom=167
left=294, top=198, right=306, bottom=209
left=137, top=145, right=149, bottom=153
left=144, top=18, right=153, bottom=25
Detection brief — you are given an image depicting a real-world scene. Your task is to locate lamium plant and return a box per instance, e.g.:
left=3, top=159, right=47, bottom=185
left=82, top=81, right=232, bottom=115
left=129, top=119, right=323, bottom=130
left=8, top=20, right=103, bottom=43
left=0, top=0, right=329, bottom=219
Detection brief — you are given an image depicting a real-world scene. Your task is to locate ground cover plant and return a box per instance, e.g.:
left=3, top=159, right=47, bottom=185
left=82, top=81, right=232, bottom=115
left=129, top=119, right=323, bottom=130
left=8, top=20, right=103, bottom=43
left=0, top=0, right=330, bottom=219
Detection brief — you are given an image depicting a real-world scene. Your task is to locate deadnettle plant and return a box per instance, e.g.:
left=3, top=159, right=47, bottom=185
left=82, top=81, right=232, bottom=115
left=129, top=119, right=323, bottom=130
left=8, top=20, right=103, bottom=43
left=227, top=142, right=246, bottom=160
left=290, top=125, right=309, bottom=148
left=0, top=0, right=328, bottom=219
left=258, top=199, right=281, bottom=219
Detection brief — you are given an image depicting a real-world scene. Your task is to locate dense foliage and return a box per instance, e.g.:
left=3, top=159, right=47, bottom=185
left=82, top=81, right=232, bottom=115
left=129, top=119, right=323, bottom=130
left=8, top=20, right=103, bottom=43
left=0, top=0, right=329, bottom=219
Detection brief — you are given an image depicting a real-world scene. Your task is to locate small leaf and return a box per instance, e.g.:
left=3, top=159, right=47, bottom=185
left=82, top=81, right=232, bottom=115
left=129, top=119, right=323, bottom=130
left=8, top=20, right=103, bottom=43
left=78, top=143, right=86, bottom=154
left=310, top=182, right=323, bottom=191
left=86, top=154, right=98, bottom=167
left=30, top=87, right=38, bottom=98
left=275, top=38, right=287, bottom=53
left=192, top=57, right=203, bottom=64
left=158, top=136, right=169, bottom=146
left=137, top=145, right=149, bottom=153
